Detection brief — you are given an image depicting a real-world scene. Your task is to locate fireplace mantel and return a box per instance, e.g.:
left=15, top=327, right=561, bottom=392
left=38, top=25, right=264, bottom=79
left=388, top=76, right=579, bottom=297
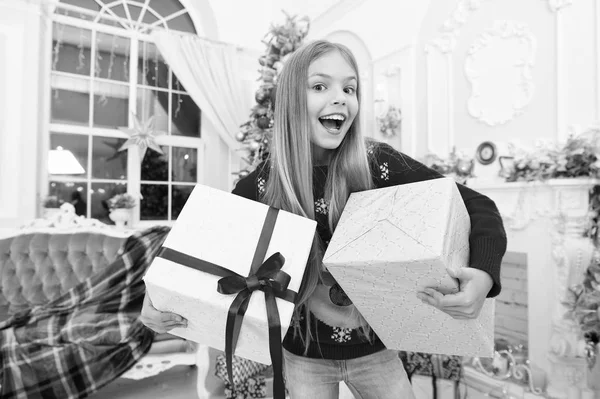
left=466, top=178, right=599, bottom=398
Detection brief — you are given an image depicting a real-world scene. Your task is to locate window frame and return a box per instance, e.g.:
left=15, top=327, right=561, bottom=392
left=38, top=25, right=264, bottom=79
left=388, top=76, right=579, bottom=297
left=45, top=3, right=203, bottom=226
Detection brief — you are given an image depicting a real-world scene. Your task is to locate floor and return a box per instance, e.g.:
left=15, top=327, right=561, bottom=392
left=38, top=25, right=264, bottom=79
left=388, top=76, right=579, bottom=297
left=88, top=366, right=202, bottom=399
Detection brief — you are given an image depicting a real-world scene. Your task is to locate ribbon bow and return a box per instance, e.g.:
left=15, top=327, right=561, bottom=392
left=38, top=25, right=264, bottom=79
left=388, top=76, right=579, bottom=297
left=217, top=253, right=290, bottom=295
left=218, top=252, right=291, bottom=398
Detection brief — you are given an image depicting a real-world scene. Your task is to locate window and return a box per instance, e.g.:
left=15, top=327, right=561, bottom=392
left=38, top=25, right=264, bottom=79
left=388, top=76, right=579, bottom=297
left=48, top=0, right=200, bottom=224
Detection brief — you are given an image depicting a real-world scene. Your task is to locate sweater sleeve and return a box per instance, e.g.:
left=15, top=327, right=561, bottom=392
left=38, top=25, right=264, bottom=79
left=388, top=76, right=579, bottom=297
left=371, top=142, right=507, bottom=297
left=230, top=163, right=267, bottom=201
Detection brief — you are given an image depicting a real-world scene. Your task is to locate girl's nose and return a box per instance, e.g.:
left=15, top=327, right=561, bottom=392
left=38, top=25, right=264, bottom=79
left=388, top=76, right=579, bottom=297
left=332, top=93, right=347, bottom=105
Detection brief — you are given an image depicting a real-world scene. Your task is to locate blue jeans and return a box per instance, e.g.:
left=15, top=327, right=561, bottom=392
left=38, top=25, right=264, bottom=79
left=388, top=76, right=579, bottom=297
left=283, top=349, right=415, bottom=399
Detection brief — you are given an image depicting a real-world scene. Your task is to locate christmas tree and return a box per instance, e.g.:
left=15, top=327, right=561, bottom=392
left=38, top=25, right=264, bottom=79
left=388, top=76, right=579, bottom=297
left=235, top=12, right=310, bottom=180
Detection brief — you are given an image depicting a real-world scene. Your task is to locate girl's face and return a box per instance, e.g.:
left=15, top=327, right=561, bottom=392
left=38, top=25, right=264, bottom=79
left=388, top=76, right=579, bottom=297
left=306, top=50, right=359, bottom=163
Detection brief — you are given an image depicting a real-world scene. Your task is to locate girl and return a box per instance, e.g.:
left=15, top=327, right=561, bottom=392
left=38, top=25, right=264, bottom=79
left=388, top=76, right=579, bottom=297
left=141, top=40, right=507, bottom=398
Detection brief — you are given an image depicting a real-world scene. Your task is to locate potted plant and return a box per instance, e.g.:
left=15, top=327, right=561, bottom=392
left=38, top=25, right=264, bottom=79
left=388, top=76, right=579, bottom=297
left=42, top=195, right=63, bottom=218
left=107, top=193, right=136, bottom=228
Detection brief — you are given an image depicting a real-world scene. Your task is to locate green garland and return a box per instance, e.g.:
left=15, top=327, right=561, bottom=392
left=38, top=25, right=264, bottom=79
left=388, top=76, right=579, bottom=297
left=500, top=128, right=600, bottom=182
left=422, top=149, right=475, bottom=185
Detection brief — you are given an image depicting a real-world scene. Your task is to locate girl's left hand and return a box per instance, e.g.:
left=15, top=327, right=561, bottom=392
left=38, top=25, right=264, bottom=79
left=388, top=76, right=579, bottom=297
left=416, top=268, right=493, bottom=319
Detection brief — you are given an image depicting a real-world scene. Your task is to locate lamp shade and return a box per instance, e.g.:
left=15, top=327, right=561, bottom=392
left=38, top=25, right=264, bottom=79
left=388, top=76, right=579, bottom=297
left=48, top=149, right=85, bottom=175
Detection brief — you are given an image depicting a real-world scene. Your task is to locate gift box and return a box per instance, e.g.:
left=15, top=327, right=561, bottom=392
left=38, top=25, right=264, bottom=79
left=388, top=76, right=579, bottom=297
left=143, top=184, right=316, bottom=365
left=323, top=177, right=494, bottom=357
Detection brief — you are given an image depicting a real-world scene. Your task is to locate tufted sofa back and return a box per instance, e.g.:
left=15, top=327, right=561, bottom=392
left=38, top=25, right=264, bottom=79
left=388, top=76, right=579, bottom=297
left=0, top=231, right=128, bottom=321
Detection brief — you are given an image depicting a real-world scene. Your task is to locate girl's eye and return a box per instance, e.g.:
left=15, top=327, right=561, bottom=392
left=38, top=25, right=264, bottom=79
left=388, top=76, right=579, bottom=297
left=313, top=84, right=326, bottom=91
left=345, top=87, right=356, bottom=95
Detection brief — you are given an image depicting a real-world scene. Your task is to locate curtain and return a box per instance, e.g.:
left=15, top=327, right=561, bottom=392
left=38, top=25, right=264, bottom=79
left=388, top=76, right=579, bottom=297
left=152, top=30, right=247, bottom=150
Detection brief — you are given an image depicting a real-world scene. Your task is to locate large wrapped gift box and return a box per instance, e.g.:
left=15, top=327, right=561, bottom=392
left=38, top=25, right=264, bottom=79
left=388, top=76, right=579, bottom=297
left=323, top=177, right=494, bottom=357
left=143, top=184, right=316, bottom=365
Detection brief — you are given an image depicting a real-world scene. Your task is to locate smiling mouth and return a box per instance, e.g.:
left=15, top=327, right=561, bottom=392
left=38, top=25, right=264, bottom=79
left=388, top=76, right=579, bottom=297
left=319, top=114, right=346, bottom=133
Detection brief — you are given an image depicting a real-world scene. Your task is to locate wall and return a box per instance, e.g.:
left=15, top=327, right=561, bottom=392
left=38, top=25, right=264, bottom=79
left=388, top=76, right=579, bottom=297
left=0, top=0, right=47, bottom=232
left=302, top=0, right=432, bottom=156
left=415, top=0, right=599, bottom=180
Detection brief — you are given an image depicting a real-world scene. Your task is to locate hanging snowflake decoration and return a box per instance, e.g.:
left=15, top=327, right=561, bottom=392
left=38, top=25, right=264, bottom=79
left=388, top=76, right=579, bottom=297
left=118, top=112, right=166, bottom=161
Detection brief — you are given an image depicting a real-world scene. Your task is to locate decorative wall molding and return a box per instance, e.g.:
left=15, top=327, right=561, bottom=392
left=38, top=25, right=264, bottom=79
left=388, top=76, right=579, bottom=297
left=428, top=0, right=489, bottom=54
left=546, top=0, right=574, bottom=12
left=425, top=0, right=572, bottom=153
left=446, top=54, right=455, bottom=149
left=465, top=20, right=537, bottom=126
left=425, top=0, right=490, bottom=154
left=555, top=8, right=567, bottom=142
left=596, top=0, right=600, bottom=121
left=425, top=49, right=434, bottom=153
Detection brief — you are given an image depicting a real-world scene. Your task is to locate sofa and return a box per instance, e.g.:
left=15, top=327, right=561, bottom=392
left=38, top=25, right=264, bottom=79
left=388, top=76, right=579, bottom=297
left=0, top=206, right=199, bottom=399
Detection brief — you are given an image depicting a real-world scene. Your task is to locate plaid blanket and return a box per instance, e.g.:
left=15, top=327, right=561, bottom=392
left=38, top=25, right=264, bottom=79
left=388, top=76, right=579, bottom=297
left=0, top=226, right=170, bottom=399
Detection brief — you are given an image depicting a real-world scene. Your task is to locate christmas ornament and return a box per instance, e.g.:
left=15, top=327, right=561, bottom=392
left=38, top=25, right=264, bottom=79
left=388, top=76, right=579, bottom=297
left=256, top=116, right=271, bottom=129
left=255, top=85, right=273, bottom=105
left=118, top=112, right=166, bottom=161
left=249, top=141, right=261, bottom=151
left=262, top=68, right=277, bottom=82
left=457, top=159, right=474, bottom=175
left=235, top=131, right=246, bottom=142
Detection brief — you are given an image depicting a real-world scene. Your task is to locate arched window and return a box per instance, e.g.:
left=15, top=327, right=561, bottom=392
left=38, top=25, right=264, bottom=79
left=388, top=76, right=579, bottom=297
left=49, top=0, right=201, bottom=224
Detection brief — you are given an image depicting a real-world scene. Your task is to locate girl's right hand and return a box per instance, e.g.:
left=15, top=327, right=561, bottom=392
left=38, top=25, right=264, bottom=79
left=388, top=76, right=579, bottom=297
left=140, top=292, right=187, bottom=333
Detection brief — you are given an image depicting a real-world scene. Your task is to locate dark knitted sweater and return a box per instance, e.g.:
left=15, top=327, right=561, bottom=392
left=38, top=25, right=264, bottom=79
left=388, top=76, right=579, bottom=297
left=231, top=141, right=507, bottom=360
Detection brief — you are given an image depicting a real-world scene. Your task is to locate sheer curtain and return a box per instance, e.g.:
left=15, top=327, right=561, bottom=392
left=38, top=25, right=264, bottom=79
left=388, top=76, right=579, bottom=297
left=152, top=30, right=247, bottom=150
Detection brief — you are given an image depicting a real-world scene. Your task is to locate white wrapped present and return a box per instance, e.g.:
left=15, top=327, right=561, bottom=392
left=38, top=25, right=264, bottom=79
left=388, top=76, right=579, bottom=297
left=143, top=184, right=316, bottom=365
left=323, top=177, right=494, bottom=357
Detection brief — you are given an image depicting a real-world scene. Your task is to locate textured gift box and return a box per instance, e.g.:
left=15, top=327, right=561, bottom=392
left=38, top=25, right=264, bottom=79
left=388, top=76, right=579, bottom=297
left=143, top=184, right=316, bottom=365
left=323, top=177, right=495, bottom=357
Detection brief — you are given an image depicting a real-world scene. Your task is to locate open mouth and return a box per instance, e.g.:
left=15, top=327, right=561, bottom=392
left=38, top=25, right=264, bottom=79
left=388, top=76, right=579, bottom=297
left=319, top=113, right=346, bottom=133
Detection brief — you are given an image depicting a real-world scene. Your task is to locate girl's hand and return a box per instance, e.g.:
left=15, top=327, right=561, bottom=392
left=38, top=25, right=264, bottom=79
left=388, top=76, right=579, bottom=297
left=140, top=292, right=187, bottom=333
left=416, top=268, right=493, bottom=320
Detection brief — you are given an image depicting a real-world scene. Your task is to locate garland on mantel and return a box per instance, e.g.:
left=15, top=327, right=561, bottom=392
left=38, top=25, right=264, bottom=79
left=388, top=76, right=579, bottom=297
left=499, top=129, right=600, bottom=182
left=422, top=148, right=475, bottom=184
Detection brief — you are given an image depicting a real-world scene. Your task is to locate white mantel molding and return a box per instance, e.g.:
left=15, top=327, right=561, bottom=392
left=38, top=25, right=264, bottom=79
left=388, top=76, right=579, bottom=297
left=469, top=177, right=598, bottom=191
left=470, top=178, right=597, bottom=230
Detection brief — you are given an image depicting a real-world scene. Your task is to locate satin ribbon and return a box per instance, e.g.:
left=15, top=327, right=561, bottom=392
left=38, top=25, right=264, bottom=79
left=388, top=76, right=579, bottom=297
left=156, top=207, right=294, bottom=399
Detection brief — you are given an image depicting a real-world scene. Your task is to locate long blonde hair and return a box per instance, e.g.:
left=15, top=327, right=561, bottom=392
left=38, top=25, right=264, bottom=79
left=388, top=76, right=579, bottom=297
left=261, top=40, right=374, bottom=349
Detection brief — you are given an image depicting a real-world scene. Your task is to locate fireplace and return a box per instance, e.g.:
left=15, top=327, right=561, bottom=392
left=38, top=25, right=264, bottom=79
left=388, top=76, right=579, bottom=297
left=463, top=179, right=598, bottom=398
left=495, top=252, right=528, bottom=346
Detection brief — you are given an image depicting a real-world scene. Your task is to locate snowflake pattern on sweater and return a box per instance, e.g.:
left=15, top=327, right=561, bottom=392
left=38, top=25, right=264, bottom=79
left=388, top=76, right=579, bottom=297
left=315, top=198, right=329, bottom=215
left=230, top=140, right=506, bottom=360
left=380, top=162, right=389, bottom=180
left=331, top=327, right=353, bottom=343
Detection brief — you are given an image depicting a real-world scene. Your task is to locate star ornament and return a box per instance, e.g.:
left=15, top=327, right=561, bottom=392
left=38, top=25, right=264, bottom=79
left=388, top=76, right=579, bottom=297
left=118, top=113, right=166, bottom=161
